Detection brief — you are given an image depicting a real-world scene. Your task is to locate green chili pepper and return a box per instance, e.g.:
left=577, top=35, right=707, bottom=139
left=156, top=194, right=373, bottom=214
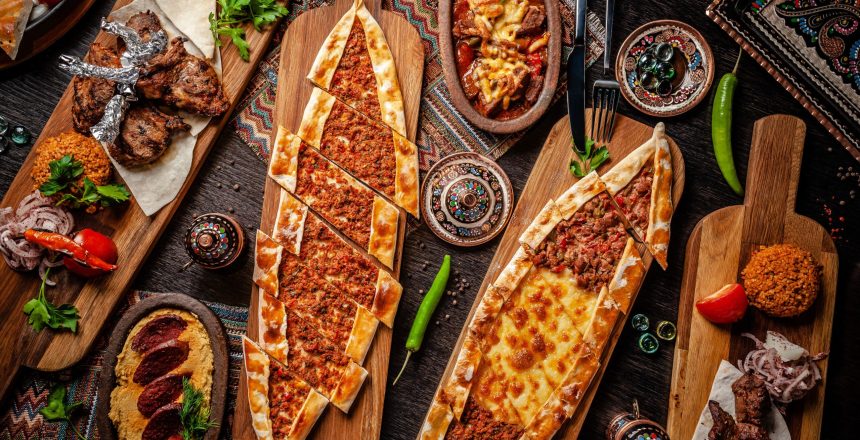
left=711, top=50, right=745, bottom=196
left=392, top=254, right=451, bottom=385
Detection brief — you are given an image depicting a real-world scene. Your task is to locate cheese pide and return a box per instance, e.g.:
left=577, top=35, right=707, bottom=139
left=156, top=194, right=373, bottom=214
left=420, top=124, right=673, bottom=439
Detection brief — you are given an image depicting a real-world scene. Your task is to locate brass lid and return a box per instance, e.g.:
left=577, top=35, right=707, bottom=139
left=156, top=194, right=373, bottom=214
left=421, top=152, right=514, bottom=247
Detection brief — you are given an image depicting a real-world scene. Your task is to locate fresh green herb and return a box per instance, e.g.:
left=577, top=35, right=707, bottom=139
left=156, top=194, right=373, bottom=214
left=39, top=155, right=130, bottom=209
left=570, top=137, right=610, bottom=177
left=40, top=384, right=86, bottom=440
left=22, top=268, right=80, bottom=333
left=209, top=0, right=289, bottom=61
left=180, top=378, right=218, bottom=440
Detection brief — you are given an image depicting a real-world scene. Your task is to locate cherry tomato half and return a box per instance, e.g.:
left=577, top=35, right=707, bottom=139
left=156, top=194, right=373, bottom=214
left=695, top=283, right=748, bottom=324
left=63, top=229, right=118, bottom=278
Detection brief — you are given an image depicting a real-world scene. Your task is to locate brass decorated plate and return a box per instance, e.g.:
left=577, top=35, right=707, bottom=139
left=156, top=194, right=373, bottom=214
left=421, top=152, right=514, bottom=247
left=615, top=20, right=715, bottom=117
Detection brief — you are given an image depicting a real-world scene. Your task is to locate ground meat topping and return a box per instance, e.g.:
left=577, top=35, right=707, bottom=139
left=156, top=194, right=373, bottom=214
left=528, top=193, right=627, bottom=293
left=295, top=142, right=374, bottom=247
left=329, top=20, right=382, bottom=119
left=446, top=397, right=524, bottom=440
left=298, top=216, right=378, bottom=310
left=285, top=310, right=350, bottom=396
left=614, top=166, right=653, bottom=238
left=279, top=253, right=356, bottom=350
left=320, top=100, right=396, bottom=197
left=269, top=363, right=310, bottom=438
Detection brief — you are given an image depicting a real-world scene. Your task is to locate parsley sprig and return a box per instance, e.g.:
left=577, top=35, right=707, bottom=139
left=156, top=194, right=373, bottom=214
left=22, top=268, right=81, bottom=333
left=180, top=378, right=218, bottom=440
left=40, top=384, right=87, bottom=440
left=209, top=0, right=289, bottom=61
left=39, top=155, right=130, bottom=209
left=570, top=137, right=610, bottom=177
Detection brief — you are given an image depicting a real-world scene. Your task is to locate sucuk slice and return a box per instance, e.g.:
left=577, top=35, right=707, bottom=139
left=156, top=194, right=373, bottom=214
left=133, top=339, right=190, bottom=385
left=131, top=313, right=188, bottom=353
left=141, top=402, right=182, bottom=440
left=137, top=373, right=190, bottom=417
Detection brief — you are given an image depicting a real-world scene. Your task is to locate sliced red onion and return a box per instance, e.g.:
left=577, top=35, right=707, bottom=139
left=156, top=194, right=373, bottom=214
left=738, top=332, right=828, bottom=406
left=0, top=191, right=75, bottom=273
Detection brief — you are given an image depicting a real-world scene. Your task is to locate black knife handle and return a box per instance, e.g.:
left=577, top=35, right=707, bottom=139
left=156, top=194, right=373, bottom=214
left=567, top=46, right=587, bottom=152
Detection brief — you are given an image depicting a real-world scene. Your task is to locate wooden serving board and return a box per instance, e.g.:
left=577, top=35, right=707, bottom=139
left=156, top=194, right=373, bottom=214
left=0, top=0, right=280, bottom=399
left=420, top=112, right=685, bottom=439
left=95, top=293, right=229, bottom=440
left=668, top=114, right=838, bottom=440
left=231, top=0, right=424, bottom=438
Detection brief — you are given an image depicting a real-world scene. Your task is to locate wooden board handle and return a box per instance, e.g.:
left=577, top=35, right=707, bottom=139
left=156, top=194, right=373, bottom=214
left=744, top=114, right=806, bottom=220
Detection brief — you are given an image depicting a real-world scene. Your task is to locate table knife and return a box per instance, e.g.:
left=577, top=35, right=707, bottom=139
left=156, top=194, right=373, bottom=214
left=567, top=0, right=587, bottom=152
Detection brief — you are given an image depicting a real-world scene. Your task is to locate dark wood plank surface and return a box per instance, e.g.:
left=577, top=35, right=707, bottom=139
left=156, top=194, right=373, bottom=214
left=0, top=1, right=858, bottom=439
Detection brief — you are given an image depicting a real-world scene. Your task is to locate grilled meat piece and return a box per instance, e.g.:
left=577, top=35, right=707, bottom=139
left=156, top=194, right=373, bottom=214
left=124, top=11, right=229, bottom=116
left=109, top=104, right=189, bottom=167
left=708, top=400, right=737, bottom=440
left=732, top=373, right=770, bottom=426
left=124, top=10, right=162, bottom=41
left=72, top=42, right=121, bottom=133
left=517, top=5, right=546, bottom=36
left=735, top=423, right=769, bottom=440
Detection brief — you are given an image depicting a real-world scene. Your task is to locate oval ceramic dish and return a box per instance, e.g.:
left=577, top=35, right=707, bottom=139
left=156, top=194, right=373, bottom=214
left=96, top=294, right=229, bottom=440
left=0, top=0, right=97, bottom=70
left=421, top=152, right=514, bottom=246
left=439, top=0, right=562, bottom=134
left=615, top=20, right=714, bottom=117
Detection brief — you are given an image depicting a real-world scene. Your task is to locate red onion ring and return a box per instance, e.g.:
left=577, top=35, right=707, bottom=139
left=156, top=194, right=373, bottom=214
left=738, top=332, right=827, bottom=407
left=0, top=191, right=74, bottom=277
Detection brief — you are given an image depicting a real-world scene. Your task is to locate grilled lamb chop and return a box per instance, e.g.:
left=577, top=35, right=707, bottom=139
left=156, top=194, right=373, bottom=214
left=109, top=104, right=189, bottom=166
left=708, top=400, right=737, bottom=440
left=123, top=11, right=228, bottom=116
left=72, top=42, right=121, bottom=133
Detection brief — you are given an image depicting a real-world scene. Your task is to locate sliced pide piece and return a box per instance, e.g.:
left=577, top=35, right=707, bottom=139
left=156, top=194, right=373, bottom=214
left=255, top=290, right=368, bottom=413
left=419, top=398, right=455, bottom=440
left=242, top=336, right=329, bottom=440
left=270, top=190, right=402, bottom=327
left=307, top=0, right=406, bottom=137
left=253, top=230, right=379, bottom=364
left=518, top=346, right=601, bottom=440
left=600, top=122, right=673, bottom=269
left=269, top=125, right=400, bottom=268
left=298, top=87, right=419, bottom=217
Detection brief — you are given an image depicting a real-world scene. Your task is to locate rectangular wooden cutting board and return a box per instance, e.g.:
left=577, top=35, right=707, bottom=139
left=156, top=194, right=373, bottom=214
left=668, top=115, right=838, bottom=440
left=419, top=112, right=685, bottom=438
left=231, top=0, right=424, bottom=438
left=0, top=0, right=279, bottom=399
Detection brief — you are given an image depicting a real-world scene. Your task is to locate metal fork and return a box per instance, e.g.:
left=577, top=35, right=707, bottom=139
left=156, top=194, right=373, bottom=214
left=590, top=0, right=620, bottom=143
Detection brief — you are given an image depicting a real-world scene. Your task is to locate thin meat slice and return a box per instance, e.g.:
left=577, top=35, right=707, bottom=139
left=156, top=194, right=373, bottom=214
left=141, top=403, right=183, bottom=440
left=133, top=339, right=189, bottom=385
left=131, top=314, right=188, bottom=353
left=137, top=373, right=190, bottom=417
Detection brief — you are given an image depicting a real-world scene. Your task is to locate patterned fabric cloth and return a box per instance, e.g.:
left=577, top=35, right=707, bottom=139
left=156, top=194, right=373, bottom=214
left=232, top=0, right=606, bottom=169
left=0, top=292, right=248, bottom=440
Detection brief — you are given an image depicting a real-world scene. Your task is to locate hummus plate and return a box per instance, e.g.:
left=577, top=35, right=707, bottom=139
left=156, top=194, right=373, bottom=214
left=96, top=293, right=229, bottom=440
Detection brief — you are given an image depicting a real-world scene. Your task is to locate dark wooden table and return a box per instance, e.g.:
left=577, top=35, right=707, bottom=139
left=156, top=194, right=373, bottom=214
left=1, top=1, right=858, bottom=439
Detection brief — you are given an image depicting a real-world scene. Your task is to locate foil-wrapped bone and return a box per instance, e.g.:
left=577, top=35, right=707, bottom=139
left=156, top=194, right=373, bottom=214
left=90, top=93, right=136, bottom=144
left=100, top=18, right=167, bottom=66
left=58, top=54, right=139, bottom=84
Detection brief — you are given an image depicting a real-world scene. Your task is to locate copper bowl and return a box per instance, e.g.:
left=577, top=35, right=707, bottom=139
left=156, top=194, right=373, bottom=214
left=439, top=0, right=562, bottom=134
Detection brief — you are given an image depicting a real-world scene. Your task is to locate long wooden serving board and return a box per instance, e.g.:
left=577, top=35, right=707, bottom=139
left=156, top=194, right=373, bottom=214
left=421, top=112, right=685, bottom=438
left=231, top=0, right=424, bottom=438
left=0, top=0, right=280, bottom=399
left=668, top=115, right=838, bottom=440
